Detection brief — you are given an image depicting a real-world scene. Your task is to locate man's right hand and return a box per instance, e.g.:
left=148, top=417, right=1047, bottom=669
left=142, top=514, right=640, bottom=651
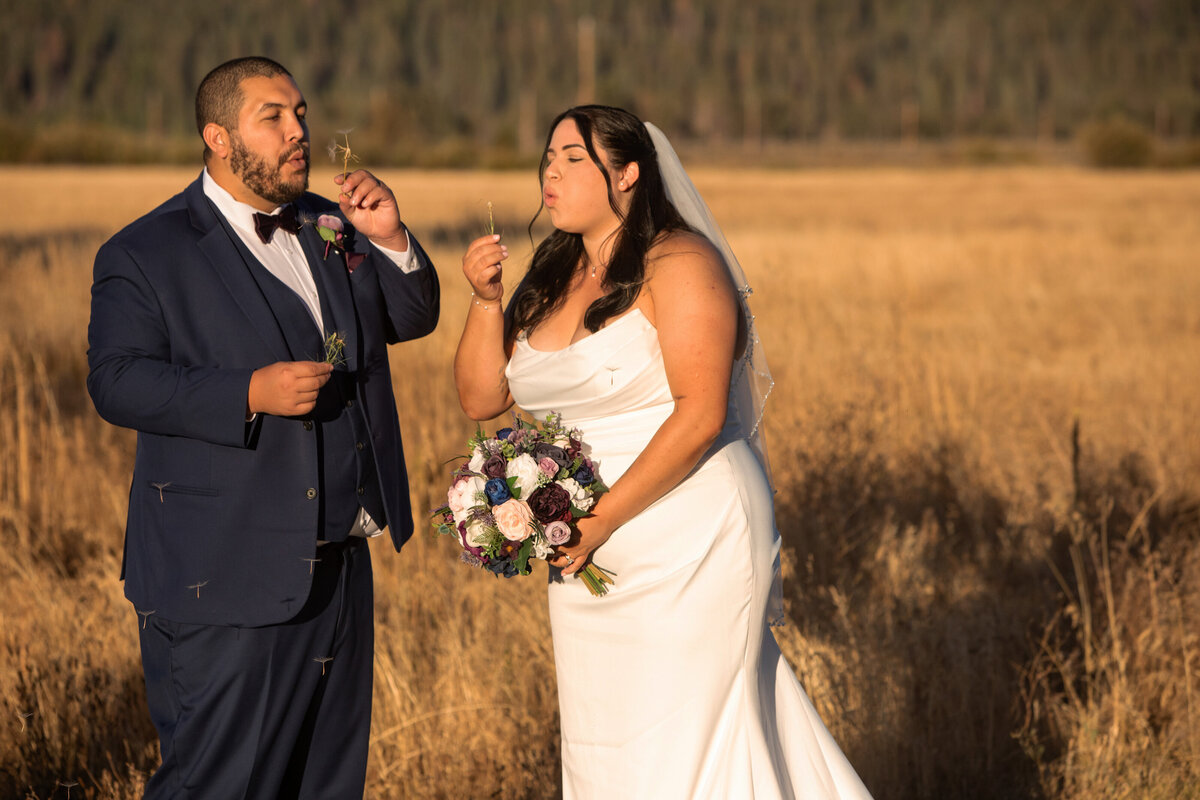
left=247, top=361, right=333, bottom=417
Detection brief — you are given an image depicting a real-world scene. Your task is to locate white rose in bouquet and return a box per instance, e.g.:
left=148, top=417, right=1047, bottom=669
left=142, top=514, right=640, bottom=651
left=447, top=475, right=486, bottom=527
left=506, top=453, right=543, bottom=499
left=557, top=477, right=594, bottom=511
left=463, top=517, right=492, bottom=548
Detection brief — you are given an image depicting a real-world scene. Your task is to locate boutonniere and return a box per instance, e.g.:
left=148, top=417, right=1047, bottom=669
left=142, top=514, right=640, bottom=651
left=315, top=214, right=348, bottom=258
left=313, top=214, right=366, bottom=274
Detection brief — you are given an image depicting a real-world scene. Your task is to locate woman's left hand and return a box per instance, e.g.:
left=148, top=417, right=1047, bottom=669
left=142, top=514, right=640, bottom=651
left=550, top=515, right=613, bottom=577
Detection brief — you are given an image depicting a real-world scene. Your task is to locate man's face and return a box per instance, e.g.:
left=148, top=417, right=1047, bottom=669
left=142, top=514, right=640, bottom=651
left=228, top=74, right=310, bottom=206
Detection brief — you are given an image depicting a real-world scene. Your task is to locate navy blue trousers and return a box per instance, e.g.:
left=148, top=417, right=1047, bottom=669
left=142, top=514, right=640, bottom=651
left=137, top=539, right=373, bottom=800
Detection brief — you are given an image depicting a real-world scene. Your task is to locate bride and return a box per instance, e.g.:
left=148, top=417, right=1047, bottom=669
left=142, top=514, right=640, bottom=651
left=454, top=105, right=873, bottom=799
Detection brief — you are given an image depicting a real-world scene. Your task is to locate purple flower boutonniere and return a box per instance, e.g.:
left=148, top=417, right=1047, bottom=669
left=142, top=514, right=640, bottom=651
left=314, top=214, right=365, bottom=274
left=316, top=214, right=347, bottom=257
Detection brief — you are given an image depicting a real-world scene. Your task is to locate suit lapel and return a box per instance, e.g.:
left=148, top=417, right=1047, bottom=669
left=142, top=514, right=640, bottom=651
left=296, top=205, right=360, bottom=372
left=186, top=179, right=294, bottom=363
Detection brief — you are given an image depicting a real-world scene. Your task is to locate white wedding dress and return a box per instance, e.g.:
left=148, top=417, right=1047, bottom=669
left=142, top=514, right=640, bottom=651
left=506, top=308, right=874, bottom=799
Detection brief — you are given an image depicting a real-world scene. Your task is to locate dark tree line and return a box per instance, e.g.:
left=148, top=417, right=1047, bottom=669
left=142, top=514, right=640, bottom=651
left=3, top=0, right=1198, bottom=162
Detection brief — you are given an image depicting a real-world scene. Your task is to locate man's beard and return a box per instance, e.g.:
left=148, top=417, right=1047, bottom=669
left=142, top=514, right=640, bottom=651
left=229, top=133, right=309, bottom=206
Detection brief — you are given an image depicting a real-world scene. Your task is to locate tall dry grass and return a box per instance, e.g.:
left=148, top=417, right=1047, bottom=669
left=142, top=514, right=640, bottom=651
left=0, top=165, right=1197, bottom=799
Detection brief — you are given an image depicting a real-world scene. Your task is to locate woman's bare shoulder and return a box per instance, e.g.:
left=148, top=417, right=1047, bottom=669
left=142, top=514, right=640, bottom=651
left=645, top=229, right=729, bottom=290
left=646, top=229, right=720, bottom=265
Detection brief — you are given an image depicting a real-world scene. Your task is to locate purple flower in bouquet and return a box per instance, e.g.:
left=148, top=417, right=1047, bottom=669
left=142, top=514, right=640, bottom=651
left=528, top=483, right=573, bottom=524
left=537, top=457, right=559, bottom=479
left=544, top=520, right=572, bottom=546
left=482, top=454, right=508, bottom=479
left=484, top=477, right=511, bottom=505
left=532, top=442, right=570, bottom=471
left=567, top=436, right=582, bottom=459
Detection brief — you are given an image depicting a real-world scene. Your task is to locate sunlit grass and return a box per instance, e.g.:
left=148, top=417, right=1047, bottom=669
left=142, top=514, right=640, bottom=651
left=0, top=165, right=1197, bottom=799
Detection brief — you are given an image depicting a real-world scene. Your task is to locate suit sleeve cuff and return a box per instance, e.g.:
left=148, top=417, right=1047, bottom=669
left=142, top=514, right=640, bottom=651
left=371, top=231, right=420, bottom=274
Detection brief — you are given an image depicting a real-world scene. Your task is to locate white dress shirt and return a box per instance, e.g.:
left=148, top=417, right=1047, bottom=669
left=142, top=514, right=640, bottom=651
left=202, top=169, right=416, bottom=540
left=201, top=169, right=417, bottom=331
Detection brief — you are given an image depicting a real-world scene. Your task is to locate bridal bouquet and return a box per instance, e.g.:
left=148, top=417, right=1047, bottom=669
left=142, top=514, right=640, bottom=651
left=431, top=413, right=616, bottom=596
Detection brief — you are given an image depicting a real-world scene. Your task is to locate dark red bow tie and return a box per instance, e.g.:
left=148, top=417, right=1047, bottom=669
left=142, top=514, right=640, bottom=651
left=252, top=205, right=302, bottom=244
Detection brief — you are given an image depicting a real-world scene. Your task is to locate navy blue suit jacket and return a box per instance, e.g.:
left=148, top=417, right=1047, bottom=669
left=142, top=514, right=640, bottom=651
left=87, top=174, right=439, bottom=626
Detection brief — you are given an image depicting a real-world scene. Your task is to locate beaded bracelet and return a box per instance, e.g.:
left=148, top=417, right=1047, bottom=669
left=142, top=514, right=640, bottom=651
left=470, top=291, right=501, bottom=311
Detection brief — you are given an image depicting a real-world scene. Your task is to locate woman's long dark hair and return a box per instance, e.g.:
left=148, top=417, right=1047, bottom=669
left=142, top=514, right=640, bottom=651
left=505, top=105, right=690, bottom=346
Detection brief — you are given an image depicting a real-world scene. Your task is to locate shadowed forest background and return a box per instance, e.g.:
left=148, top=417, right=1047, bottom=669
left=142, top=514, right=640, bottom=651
left=1, top=1, right=1199, bottom=799
left=2, top=0, right=1199, bottom=166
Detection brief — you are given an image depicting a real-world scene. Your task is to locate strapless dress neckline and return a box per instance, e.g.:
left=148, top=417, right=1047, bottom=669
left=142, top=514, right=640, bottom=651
left=515, top=307, right=650, bottom=354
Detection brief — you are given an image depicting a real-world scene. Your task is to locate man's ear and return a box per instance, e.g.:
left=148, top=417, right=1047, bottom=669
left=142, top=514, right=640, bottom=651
left=203, top=123, right=231, bottom=159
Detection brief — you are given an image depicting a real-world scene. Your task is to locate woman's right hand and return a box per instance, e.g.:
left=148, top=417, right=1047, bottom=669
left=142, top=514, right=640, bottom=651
left=462, top=234, right=508, bottom=302
left=455, top=233, right=516, bottom=419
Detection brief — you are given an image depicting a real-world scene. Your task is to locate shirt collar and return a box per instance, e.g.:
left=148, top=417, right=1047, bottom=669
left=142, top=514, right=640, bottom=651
left=202, top=168, right=286, bottom=237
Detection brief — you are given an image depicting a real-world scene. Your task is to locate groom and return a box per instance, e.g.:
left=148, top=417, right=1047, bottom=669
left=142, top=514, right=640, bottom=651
left=87, top=56, right=438, bottom=798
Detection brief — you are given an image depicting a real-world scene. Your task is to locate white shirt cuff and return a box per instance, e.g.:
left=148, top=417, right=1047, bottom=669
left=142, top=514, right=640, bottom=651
left=371, top=231, right=420, bottom=274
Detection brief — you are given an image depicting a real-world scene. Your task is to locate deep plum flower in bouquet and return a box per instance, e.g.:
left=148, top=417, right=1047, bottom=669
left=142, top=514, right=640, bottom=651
left=431, top=413, right=615, bottom=596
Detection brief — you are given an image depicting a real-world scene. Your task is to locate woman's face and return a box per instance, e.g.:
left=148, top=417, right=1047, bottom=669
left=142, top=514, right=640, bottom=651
left=541, top=118, right=620, bottom=236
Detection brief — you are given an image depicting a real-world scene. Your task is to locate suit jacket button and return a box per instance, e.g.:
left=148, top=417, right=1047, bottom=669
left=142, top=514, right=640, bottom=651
left=357, top=486, right=365, bottom=496
left=303, top=420, right=314, bottom=431
left=306, top=488, right=318, bottom=500
left=356, top=441, right=364, bottom=451
left=345, top=399, right=355, bottom=409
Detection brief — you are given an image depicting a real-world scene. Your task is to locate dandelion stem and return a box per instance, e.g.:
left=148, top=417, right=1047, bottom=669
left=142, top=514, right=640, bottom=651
left=323, top=331, right=347, bottom=366
left=332, top=131, right=359, bottom=183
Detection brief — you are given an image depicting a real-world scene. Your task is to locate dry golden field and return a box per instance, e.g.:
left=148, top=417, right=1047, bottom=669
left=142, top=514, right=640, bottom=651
left=1, top=164, right=1199, bottom=799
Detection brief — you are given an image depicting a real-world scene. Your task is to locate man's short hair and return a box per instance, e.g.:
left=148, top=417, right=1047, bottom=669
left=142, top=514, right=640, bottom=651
left=195, top=57, right=292, bottom=156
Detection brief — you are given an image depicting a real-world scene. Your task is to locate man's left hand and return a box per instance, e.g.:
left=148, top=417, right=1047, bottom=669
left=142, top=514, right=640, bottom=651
left=335, top=170, right=408, bottom=251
